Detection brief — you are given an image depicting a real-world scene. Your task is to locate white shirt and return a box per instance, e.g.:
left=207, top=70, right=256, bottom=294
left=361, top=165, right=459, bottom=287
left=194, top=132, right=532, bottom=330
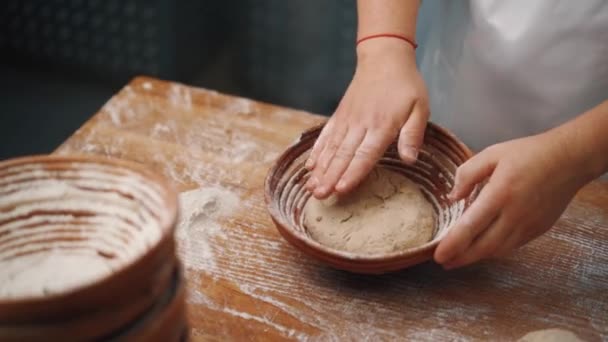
left=419, top=0, right=608, bottom=152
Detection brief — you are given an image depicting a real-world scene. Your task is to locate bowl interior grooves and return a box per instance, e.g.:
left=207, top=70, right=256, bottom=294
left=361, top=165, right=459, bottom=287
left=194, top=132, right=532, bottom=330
left=265, top=123, right=479, bottom=273
left=0, top=156, right=177, bottom=301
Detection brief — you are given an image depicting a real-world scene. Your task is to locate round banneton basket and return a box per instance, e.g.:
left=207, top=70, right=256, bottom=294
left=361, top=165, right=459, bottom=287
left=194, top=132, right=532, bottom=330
left=265, top=122, right=480, bottom=274
left=0, top=155, right=186, bottom=341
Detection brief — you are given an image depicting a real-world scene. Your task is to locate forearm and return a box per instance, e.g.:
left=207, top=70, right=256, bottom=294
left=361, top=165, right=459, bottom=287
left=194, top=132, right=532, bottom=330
left=356, top=0, right=420, bottom=63
left=553, top=99, right=608, bottom=182
left=357, top=0, right=419, bottom=39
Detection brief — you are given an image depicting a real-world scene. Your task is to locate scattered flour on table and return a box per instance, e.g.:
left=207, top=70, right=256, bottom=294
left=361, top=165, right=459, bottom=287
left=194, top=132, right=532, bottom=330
left=231, top=141, right=260, bottom=163
left=225, top=97, right=255, bottom=116
left=169, top=84, right=192, bottom=110
left=151, top=122, right=171, bottom=137
left=176, top=187, right=239, bottom=271
left=230, top=141, right=279, bottom=164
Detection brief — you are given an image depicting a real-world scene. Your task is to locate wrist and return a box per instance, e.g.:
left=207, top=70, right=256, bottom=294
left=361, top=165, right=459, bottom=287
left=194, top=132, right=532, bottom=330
left=545, top=126, right=603, bottom=186
left=356, top=38, right=417, bottom=69
left=575, top=139, right=608, bottom=182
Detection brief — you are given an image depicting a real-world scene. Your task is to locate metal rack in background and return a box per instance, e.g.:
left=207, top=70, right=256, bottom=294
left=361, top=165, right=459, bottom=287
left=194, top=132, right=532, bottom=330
left=1, top=0, right=362, bottom=114
left=0, top=0, right=231, bottom=84
left=240, top=0, right=357, bottom=114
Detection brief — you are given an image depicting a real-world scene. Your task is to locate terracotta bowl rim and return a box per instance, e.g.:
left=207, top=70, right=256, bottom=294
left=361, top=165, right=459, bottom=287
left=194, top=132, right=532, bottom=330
left=265, top=121, right=475, bottom=264
left=0, top=154, right=178, bottom=304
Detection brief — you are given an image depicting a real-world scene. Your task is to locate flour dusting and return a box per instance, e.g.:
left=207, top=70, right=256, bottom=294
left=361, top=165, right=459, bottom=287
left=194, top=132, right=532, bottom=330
left=0, top=163, right=169, bottom=299
left=176, top=187, right=240, bottom=271
left=0, top=251, right=113, bottom=298
left=169, top=84, right=193, bottom=110
left=151, top=122, right=171, bottom=137
left=225, top=98, right=255, bottom=116
left=104, top=98, right=138, bottom=128
left=230, top=141, right=278, bottom=164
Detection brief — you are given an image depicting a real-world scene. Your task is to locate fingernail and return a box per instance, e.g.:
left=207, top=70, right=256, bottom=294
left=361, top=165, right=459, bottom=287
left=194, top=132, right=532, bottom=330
left=448, top=188, right=458, bottom=201
left=307, top=177, right=318, bottom=190
left=441, top=256, right=458, bottom=268
left=402, top=147, right=418, bottom=162
left=435, top=253, right=450, bottom=265
left=314, top=186, right=329, bottom=198
left=305, top=158, right=314, bottom=170
left=336, top=179, right=346, bottom=191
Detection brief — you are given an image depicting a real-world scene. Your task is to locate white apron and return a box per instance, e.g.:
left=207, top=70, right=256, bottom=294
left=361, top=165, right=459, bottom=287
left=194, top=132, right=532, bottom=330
left=419, top=0, right=608, bottom=152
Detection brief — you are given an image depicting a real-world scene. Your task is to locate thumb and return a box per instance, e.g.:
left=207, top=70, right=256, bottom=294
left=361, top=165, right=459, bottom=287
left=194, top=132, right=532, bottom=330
left=450, top=147, right=498, bottom=201
left=398, top=101, right=429, bottom=164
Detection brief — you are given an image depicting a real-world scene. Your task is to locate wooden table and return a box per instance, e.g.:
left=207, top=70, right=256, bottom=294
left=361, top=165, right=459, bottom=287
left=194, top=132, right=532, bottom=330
left=55, top=77, right=607, bottom=341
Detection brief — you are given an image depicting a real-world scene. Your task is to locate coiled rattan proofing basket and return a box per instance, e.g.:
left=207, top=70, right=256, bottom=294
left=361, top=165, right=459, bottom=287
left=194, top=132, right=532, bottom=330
left=265, top=123, right=480, bottom=274
left=0, top=155, right=186, bottom=341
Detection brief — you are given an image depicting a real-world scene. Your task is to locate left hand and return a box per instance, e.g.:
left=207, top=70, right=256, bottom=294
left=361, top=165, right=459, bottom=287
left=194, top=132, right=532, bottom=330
left=434, top=131, right=589, bottom=269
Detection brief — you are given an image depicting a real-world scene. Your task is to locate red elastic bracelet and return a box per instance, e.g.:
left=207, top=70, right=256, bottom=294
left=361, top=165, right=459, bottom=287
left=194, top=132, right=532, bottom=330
left=356, top=33, right=418, bottom=49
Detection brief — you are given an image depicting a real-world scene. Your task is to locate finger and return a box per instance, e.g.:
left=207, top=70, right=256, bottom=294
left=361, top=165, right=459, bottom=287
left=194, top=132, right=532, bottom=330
left=398, top=101, right=429, bottom=164
left=434, top=182, right=502, bottom=264
left=313, top=127, right=367, bottom=199
left=305, top=119, right=335, bottom=170
left=492, top=228, right=523, bottom=258
left=308, top=123, right=349, bottom=191
left=443, top=214, right=511, bottom=269
left=313, top=124, right=349, bottom=176
left=449, top=147, right=499, bottom=201
left=334, top=130, right=392, bottom=194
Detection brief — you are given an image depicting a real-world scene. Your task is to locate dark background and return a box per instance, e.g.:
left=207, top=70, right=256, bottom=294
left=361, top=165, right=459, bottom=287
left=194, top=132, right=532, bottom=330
left=0, top=0, right=434, bottom=160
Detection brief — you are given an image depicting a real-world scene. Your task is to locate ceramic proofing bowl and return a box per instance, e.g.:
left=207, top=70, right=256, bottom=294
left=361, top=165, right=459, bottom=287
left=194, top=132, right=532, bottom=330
left=0, top=155, right=184, bottom=341
left=265, top=123, right=480, bottom=274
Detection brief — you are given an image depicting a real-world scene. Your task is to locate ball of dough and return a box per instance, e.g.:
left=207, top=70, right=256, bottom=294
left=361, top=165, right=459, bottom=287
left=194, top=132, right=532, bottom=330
left=517, top=328, right=586, bottom=342
left=303, top=167, right=436, bottom=255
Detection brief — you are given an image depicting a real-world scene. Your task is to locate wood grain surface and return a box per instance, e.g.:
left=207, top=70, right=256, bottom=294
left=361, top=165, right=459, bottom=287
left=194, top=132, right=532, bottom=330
left=54, top=77, right=607, bottom=341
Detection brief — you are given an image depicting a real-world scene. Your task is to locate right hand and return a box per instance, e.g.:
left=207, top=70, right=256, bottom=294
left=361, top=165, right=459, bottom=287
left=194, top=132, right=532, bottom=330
left=305, top=38, right=430, bottom=199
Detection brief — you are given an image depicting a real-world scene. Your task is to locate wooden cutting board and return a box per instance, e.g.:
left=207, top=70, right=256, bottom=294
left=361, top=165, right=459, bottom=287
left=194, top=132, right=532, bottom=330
left=55, top=76, right=608, bottom=341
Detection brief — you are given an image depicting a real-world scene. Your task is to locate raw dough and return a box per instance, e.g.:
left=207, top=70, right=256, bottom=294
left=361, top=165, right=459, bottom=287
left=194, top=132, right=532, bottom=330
left=517, top=328, right=586, bottom=342
left=303, top=167, right=435, bottom=255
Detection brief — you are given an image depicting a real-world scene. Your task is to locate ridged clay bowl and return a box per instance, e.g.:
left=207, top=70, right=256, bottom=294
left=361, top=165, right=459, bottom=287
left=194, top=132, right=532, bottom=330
left=265, top=123, right=480, bottom=274
left=0, top=155, right=184, bottom=341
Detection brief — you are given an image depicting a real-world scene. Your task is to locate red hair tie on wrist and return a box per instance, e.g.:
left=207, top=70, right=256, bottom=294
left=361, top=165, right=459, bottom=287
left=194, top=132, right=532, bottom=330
left=356, top=33, right=418, bottom=49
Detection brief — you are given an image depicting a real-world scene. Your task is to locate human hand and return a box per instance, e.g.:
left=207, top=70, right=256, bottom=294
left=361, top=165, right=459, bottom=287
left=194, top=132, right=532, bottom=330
left=434, top=131, right=590, bottom=269
left=305, top=39, right=429, bottom=199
